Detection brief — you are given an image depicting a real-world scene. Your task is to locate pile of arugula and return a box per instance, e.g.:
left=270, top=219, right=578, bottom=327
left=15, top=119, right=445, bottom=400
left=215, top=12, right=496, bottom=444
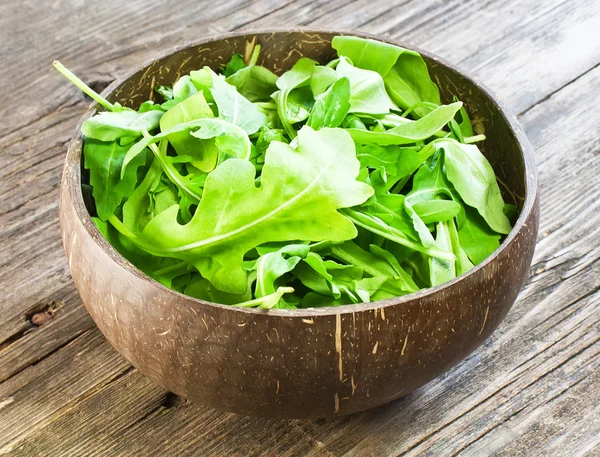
left=55, top=36, right=515, bottom=309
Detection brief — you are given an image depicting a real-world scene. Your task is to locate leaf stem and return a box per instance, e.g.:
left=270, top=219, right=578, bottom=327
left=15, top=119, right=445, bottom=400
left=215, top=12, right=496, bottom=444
left=463, top=134, right=486, bottom=144
left=53, top=60, right=116, bottom=112
left=232, top=287, right=295, bottom=308
left=248, top=43, right=261, bottom=66
left=108, top=214, right=138, bottom=239
left=141, top=131, right=203, bottom=202
left=153, top=261, right=190, bottom=277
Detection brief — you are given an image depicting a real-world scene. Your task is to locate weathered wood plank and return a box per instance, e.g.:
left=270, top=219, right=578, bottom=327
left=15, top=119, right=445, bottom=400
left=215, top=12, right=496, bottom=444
left=1, top=0, right=600, bottom=455
left=4, top=370, right=167, bottom=457
left=0, top=330, right=130, bottom=454
left=360, top=0, right=600, bottom=114
left=0, top=285, right=93, bottom=383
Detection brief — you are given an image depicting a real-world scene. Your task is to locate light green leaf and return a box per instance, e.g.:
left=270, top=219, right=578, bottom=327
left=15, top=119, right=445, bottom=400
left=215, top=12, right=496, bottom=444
left=429, top=222, right=456, bottom=286
left=439, top=138, right=512, bottom=234
left=458, top=206, right=501, bottom=264
left=331, top=35, right=440, bottom=117
left=83, top=138, right=145, bottom=221
left=247, top=244, right=309, bottom=298
left=307, top=77, right=351, bottom=129
left=346, top=102, right=462, bottom=145
left=336, top=56, right=397, bottom=115
left=137, top=127, right=373, bottom=294
left=82, top=109, right=163, bottom=141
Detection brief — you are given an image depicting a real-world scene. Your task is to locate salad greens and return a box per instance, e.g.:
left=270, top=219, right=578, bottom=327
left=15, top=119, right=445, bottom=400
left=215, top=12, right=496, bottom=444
left=54, top=36, right=515, bottom=309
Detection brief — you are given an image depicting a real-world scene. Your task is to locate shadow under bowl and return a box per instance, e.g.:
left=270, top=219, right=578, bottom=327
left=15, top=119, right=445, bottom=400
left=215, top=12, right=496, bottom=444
left=60, top=29, right=539, bottom=419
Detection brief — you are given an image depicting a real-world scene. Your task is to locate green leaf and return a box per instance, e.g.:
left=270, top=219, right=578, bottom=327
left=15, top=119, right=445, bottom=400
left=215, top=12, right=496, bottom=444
left=331, top=35, right=440, bottom=117
left=330, top=241, right=419, bottom=294
left=297, top=253, right=365, bottom=302
left=81, top=109, right=163, bottom=141
left=159, top=91, right=216, bottom=171
left=137, top=127, right=373, bottom=294
left=341, top=208, right=454, bottom=261
left=184, top=274, right=254, bottom=305
left=438, top=138, right=512, bottom=234
left=332, top=35, right=404, bottom=76
left=247, top=244, right=309, bottom=298
left=310, top=65, right=338, bottom=96
left=233, top=286, right=295, bottom=309
left=122, top=157, right=163, bottom=233
left=356, top=144, right=423, bottom=190
left=123, top=118, right=251, bottom=174
left=209, top=69, right=267, bottom=134
left=384, top=53, right=440, bottom=117
left=224, top=46, right=278, bottom=102
left=221, top=53, right=246, bottom=77
left=273, top=57, right=318, bottom=138
left=346, top=102, right=462, bottom=145
left=447, top=217, right=474, bottom=275
left=155, top=85, right=174, bottom=101
left=285, top=86, right=314, bottom=123
left=458, top=206, right=501, bottom=264
left=405, top=157, right=461, bottom=245
left=307, top=77, right=351, bottom=129
left=412, top=200, right=461, bottom=224
left=172, top=75, right=198, bottom=100
left=83, top=138, right=145, bottom=221
left=336, top=57, right=397, bottom=115
left=429, top=222, right=456, bottom=286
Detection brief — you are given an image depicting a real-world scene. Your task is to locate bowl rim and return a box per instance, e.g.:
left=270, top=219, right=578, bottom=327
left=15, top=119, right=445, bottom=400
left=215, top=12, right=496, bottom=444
left=63, top=27, right=538, bottom=318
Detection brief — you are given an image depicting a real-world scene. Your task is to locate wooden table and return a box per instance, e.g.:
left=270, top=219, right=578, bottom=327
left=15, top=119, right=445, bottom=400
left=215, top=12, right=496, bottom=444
left=1, top=0, right=599, bottom=455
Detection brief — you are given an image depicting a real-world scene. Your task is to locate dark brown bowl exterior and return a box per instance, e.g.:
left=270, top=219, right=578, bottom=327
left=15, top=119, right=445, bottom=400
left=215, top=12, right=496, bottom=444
left=60, top=30, right=539, bottom=419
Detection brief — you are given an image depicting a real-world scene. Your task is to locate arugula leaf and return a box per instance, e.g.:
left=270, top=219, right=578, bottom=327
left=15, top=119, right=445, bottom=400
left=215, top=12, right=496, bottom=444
left=330, top=241, right=419, bottom=293
left=159, top=91, right=216, bottom=171
left=285, top=86, right=314, bottom=123
left=447, top=217, right=474, bottom=276
left=122, top=118, right=251, bottom=174
left=332, top=36, right=440, bottom=117
left=172, top=75, right=198, bottom=100
left=297, top=253, right=366, bottom=302
left=83, top=139, right=146, bottom=221
left=81, top=109, right=163, bottom=142
left=345, top=102, right=462, bottom=145
left=246, top=244, right=309, bottom=298
left=429, top=222, right=456, bottom=286
left=342, top=208, right=454, bottom=261
left=310, top=65, right=338, bottom=96
left=225, top=45, right=279, bottom=102
left=155, top=85, right=174, bottom=101
left=272, top=57, right=318, bottom=138
left=307, top=77, right=351, bottom=129
left=404, top=156, right=460, bottom=246
left=332, top=35, right=404, bottom=77
left=458, top=206, right=501, bottom=264
left=136, top=127, right=373, bottom=293
left=209, top=69, right=267, bottom=134
left=336, top=57, right=397, bottom=115
left=438, top=138, right=512, bottom=234
left=122, top=157, right=163, bottom=233
left=184, top=274, right=254, bottom=305
left=221, top=53, right=246, bottom=77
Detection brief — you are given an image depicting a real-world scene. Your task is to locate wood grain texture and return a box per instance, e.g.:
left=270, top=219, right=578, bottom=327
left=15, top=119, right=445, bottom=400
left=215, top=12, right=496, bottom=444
left=1, top=0, right=599, bottom=455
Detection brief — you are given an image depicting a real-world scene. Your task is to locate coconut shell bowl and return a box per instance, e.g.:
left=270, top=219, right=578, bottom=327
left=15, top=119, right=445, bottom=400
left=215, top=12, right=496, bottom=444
left=59, top=30, right=539, bottom=419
